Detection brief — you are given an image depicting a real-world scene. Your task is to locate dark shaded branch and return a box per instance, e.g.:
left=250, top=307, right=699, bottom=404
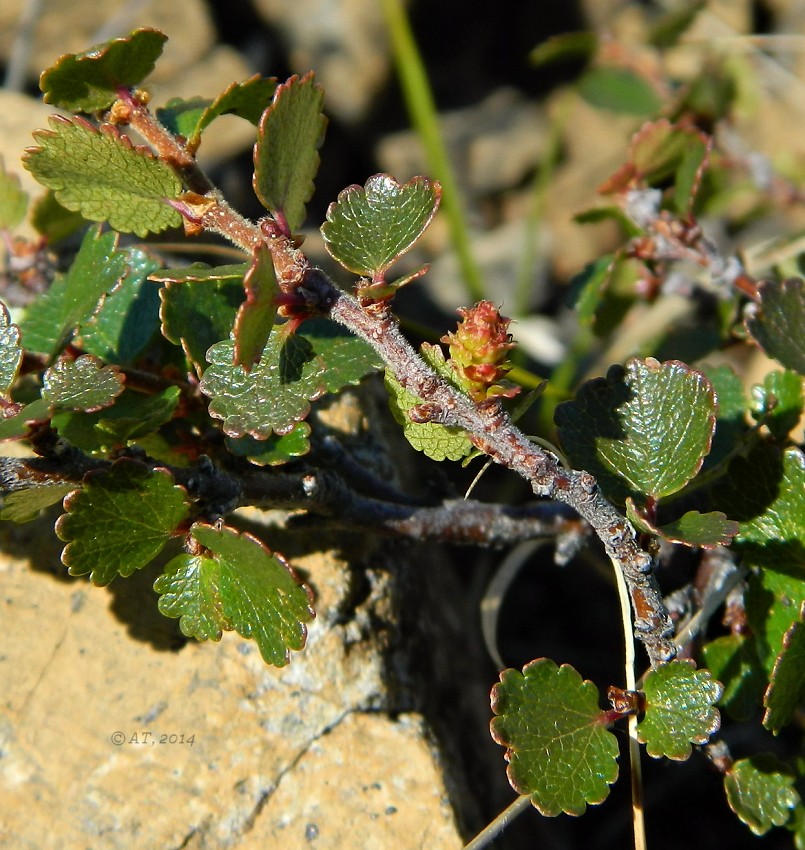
left=0, top=453, right=577, bottom=548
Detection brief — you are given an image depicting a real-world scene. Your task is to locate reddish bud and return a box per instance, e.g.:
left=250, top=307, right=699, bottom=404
left=441, top=301, right=519, bottom=402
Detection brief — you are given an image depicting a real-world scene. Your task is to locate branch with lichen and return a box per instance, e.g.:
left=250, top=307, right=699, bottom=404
left=114, top=94, right=676, bottom=667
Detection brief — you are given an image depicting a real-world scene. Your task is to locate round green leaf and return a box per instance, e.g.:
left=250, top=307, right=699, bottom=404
left=24, top=117, right=182, bottom=237
left=637, top=660, right=722, bottom=760
left=725, top=755, right=800, bottom=835
left=187, top=523, right=315, bottom=666
left=321, top=174, right=441, bottom=279
left=746, top=278, right=805, bottom=376
left=56, top=460, right=189, bottom=586
left=490, top=658, right=619, bottom=817
left=42, top=354, right=124, bottom=413
left=555, top=357, right=716, bottom=502
left=40, top=28, right=168, bottom=112
left=200, top=328, right=326, bottom=438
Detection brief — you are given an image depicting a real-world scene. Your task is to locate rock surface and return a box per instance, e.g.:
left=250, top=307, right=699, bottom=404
left=0, top=511, right=464, bottom=849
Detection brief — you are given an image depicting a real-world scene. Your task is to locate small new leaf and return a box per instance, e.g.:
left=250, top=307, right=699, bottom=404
left=0, top=303, right=22, bottom=398
left=322, top=174, right=441, bottom=280
left=626, top=500, right=739, bottom=549
left=39, top=28, right=167, bottom=112
left=24, top=116, right=182, bottom=237
left=163, top=523, right=315, bottom=666
left=233, top=245, right=279, bottom=368
left=745, top=278, right=805, bottom=376
left=637, top=660, right=722, bottom=760
left=490, top=659, right=619, bottom=817
left=42, top=354, right=124, bottom=412
left=56, top=460, right=189, bottom=585
left=159, top=76, right=278, bottom=154
left=200, top=329, right=326, bottom=438
left=725, top=755, right=800, bottom=835
left=253, top=73, right=326, bottom=232
left=555, top=358, right=716, bottom=503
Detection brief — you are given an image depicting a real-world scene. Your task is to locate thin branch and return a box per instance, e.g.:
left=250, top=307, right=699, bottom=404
left=462, top=795, right=532, bottom=850
left=0, top=453, right=577, bottom=548
left=91, top=92, right=677, bottom=666
left=322, top=288, right=676, bottom=666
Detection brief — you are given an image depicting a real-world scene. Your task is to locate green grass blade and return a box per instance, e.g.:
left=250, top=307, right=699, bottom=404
left=381, top=0, right=485, bottom=302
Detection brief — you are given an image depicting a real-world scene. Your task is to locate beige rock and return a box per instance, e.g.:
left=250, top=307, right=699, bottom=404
left=252, top=0, right=392, bottom=123
left=0, top=91, right=58, bottom=210
left=0, top=513, right=463, bottom=849
left=0, top=0, right=215, bottom=86
left=241, top=712, right=459, bottom=850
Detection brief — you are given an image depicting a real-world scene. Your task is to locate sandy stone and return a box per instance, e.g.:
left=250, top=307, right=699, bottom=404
left=0, top=514, right=463, bottom=849
left=240, top=712, right=459, bottom=850
left=0, top=92, right=62, bottom=238
left=0, top=0, right=215, bottom=86
left=251, top=0, right=393, bottom=123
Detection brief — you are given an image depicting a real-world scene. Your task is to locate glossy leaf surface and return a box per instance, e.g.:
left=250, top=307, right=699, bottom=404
left=322, top=174, right=440, bottom=279
left=491, top=659, right=619, bottom=817
left=155, top=523, right=314, bottom=666
left=555, top=358, right=716, bottom=502
left=637, top=660, right=722, bottom=760
left=200, top=329, right=325, bottom=438
left=42, top=355, right=124, bottom=412
left=725, top=755, right=800, bottom=835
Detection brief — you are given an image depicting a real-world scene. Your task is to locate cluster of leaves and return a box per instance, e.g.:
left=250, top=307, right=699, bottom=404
left=0, top=19, right=804, bottom=844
